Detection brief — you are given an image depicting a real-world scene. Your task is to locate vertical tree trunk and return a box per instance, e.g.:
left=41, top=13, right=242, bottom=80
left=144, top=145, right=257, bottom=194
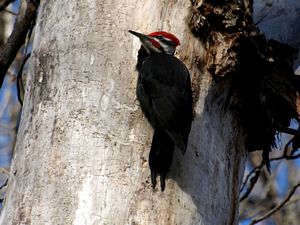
left=0, top=1, right=246, bottom=224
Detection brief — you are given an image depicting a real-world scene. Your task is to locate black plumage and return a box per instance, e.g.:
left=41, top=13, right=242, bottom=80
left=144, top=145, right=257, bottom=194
left=136, top=47, right=192, bottom=191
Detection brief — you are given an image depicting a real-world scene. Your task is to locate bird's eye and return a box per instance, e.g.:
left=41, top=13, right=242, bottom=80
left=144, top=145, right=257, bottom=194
left=157, top=35, right=164, bottom=40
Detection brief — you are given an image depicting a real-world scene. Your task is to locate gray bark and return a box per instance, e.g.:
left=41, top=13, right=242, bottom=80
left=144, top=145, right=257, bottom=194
left=0, top=1, right=246, bottom=224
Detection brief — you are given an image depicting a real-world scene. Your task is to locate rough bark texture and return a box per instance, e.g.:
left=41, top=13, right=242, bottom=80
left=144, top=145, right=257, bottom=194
left=0, top=0, right=246, bottom=224
left=190, top=0, right=298, bottom=170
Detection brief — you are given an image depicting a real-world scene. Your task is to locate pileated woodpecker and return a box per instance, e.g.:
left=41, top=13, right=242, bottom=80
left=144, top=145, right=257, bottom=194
left=129, top=30, right=193, bottom=191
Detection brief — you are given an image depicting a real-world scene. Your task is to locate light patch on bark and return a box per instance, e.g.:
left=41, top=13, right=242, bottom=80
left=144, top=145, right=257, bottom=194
left=89, top=54, right=95, bottom=65
left=100, top=94, right=110, bottom=111
left=74, top=174, right=93, bottom=225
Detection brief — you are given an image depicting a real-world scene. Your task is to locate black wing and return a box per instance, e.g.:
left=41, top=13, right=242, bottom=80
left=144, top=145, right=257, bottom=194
left=138, top=54, right=192, bottom=153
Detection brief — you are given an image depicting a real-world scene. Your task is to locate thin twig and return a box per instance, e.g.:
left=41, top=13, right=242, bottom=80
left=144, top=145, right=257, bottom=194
left=17, top=53, right=31, bottom=105
left=249, top=181, right=300, bottom=225
left=240, top=168, right=261, bottom=202
left=283, top=196, right=300, bottom=208
left=240, top=165, right=262, bottom=193
left=0, top=178, right=8, bottom=190
left=2, top=8, right=16, bottom=15
left=254, top=13, right=268, bottom=26
left=284, top=137, right=300, bottom=160
left=0, top=177, right=8, bottom=204
left=239, top=155, right=285, bottom=201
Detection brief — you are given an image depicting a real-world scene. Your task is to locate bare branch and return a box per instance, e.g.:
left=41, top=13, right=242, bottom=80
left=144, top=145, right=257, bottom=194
left=249, top=181, right=300, bottom=225
left=3, top=8, right=17, bottom=15
left=0, top=0, right=15, bottom=12
left=0, top=0, right=39, bottom=89
left=275, top=126, right=300, bottom=136
left=240, top=155, right=285, bottom=201
left=240, top=168, right=261, bottom=202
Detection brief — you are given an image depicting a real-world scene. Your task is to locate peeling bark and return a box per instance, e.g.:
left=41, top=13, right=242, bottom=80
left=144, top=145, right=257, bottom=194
left=189, top=0, right=299, bottom=169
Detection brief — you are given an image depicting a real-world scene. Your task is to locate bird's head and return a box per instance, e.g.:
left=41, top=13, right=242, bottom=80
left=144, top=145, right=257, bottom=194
left=129, top=30, right=180, bottom=55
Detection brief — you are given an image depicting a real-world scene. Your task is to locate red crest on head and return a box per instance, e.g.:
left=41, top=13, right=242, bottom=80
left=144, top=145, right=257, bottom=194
left=148, top=31, right=180, bottom=46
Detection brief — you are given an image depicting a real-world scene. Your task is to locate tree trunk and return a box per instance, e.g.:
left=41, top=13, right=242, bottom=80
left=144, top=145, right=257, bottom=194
left=0, top=1, right=246, bottom=224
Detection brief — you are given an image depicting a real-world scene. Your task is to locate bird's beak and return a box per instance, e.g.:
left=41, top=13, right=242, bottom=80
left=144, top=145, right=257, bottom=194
left=128, top=30, right=152, bottom=42
left=128, top=30, right=159, bottom=54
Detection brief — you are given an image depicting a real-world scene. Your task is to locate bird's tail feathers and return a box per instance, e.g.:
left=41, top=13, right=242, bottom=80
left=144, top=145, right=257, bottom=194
left=149, top=128, right=174, bottom=191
